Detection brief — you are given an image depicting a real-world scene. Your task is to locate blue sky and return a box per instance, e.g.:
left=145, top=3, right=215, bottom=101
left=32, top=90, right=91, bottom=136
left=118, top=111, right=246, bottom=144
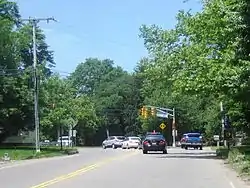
left=16, top=0, right=201, bottom=74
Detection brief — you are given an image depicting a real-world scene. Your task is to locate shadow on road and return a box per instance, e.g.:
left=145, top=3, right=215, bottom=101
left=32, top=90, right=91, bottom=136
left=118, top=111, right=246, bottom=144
left=152, top=151, right=219, bottom=160
left=156, top=155, right=219, bottom=160
left=169, top=151, right=215, bottom=155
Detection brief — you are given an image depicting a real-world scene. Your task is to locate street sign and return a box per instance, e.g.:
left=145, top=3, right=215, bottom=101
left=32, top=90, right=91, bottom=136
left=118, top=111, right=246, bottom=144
left=213, top=135, right=220, bottom=141
left=159, top=123, right=166, bottom=130
left=69, top=130, right=77, bottom=137
left=156, top=112, right=168, bottom=118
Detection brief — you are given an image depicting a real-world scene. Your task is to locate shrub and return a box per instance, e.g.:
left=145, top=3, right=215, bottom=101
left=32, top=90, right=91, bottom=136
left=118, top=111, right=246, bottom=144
left=217, top=146, right=250, bottom=175
left=64, top=148, right=79, bottom=155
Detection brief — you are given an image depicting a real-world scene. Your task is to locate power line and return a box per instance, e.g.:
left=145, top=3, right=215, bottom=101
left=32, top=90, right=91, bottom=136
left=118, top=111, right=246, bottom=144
left=50, top=68, right=71, bottom=75
left=0, top=68, right=71, bottom=77
left=21, top=17, right=56, bottom=153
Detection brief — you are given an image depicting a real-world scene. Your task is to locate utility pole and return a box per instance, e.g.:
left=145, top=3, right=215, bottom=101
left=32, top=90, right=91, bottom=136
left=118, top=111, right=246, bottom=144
left=220, top=101, right=226, bottom=147
left=21, top=17, right=56, bottom=153
left=172, top=108, right=176, bottom=147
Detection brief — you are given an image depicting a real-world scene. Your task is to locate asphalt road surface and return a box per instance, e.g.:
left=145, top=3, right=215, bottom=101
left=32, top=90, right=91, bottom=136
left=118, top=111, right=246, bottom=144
left=0, top=147, right=248, bottom=188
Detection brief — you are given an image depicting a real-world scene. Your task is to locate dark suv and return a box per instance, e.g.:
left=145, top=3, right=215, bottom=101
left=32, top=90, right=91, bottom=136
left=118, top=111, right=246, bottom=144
left=142, top=132, right=167, bottom=154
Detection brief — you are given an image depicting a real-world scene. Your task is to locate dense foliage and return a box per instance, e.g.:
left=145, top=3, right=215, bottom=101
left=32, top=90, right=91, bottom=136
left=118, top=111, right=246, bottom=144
left=0, top=0, right=249, bottom=145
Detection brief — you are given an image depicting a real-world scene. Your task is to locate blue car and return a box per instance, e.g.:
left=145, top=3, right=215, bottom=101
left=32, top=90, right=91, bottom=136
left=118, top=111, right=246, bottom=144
left=180, top=133, right=203, bottom=150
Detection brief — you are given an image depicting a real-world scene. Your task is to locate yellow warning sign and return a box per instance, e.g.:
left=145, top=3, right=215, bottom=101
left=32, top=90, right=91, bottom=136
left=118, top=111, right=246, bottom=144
left=159, top=123, right=166, bottom=130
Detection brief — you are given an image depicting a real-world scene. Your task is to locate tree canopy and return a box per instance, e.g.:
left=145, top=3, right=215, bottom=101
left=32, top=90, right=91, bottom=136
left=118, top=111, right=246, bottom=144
left=1, top=0, right=250, bottom=145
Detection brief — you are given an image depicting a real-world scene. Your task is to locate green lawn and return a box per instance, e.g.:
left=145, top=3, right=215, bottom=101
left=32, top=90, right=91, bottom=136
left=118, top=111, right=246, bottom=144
left=0, top=147, right=78, bottom=160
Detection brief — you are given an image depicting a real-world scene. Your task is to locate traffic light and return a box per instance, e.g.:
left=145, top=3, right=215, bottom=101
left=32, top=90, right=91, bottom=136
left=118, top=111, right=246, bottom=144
left=140, top=107, right=144, bottom=116
left=151, top=107, right=156, bottom=116
left=224, top=114, right=230, bottom=129
left=140, top=106, right=148, bottom=119
left=224, top=129, right=232, bottom=139
left=144, top=108, right=148, bottom=119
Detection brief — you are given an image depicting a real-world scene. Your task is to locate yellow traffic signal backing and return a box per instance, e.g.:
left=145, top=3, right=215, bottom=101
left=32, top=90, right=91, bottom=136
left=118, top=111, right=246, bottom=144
left=151, top=107, right=156, bottom=116
left=141, top=106, right=148, bottom=119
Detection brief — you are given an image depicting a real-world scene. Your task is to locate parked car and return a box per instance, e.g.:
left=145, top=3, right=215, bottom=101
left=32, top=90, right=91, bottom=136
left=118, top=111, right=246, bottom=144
left=122, top=136, right=141, bottom=149
left=102, top=136, right=125, bottom=149
left=56, top=136, right=72, bottom=147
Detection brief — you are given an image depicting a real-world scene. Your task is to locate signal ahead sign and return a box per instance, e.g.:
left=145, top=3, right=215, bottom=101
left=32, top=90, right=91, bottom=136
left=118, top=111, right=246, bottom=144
left=159, top=123, right=166, bottom=130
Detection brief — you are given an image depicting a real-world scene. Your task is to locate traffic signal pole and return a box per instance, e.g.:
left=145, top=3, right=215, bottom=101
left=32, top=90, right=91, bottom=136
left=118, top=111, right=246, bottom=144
left=141, top=105, right=176, bottom=147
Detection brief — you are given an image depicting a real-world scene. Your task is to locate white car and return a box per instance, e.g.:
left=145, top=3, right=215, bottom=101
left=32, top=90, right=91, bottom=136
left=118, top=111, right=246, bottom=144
left=56, top=136, right=72, bottom=147
left=122, top=136, right=141, bottom=149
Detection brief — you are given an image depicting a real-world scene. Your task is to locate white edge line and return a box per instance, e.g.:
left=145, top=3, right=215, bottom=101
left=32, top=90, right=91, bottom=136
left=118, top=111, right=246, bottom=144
left=230, top=181, right=236, bottom=188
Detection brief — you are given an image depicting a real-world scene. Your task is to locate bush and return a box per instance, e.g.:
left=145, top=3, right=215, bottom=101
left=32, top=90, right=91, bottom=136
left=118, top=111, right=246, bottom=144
left=217, top=146, right=250, bottom=175
left=216, top=147, right=229, bottom=159
left=64, top=148, right=79, bottom=155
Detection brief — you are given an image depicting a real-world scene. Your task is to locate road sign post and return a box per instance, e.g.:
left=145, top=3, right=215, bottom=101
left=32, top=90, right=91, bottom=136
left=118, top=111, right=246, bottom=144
left=213, top=135, right=220, bottom=148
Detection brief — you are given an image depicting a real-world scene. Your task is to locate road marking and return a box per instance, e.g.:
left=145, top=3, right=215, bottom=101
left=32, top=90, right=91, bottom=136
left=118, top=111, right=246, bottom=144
left=229, top=181, right=236, bottom=188
left=30, top=151, right=138, bottom=188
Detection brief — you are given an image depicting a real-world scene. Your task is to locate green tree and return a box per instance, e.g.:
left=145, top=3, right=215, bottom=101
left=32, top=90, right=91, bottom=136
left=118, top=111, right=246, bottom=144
left=40, top=75, right=99, bottom=142
left=137, top=0, right=250, bottom=139
left=70, top=58, right=143, bottom=144
left=0, top=0, right=33, bottom=140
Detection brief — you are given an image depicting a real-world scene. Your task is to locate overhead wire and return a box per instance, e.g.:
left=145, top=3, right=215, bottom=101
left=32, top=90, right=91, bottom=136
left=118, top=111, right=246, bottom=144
left=0, top=67, right=71, bottom=77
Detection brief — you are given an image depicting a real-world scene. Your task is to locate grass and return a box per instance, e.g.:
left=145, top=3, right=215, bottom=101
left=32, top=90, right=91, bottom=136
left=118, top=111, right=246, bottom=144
left=0, top=146, right=79, bottom=160
left=216, top=145, right=250, bottom=177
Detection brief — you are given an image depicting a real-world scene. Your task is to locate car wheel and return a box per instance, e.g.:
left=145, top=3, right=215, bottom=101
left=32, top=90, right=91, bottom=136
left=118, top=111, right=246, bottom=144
left=102, top=144, right=106, bottom=149
left=143, top=150, right=147, bottom=154
left=199, top=146, right=203, bottom=150
left=112, top=144, right=117, bottom=149
left=163, top=150, right=167, bottom=154
left=185, top=146, right=188, bottom=150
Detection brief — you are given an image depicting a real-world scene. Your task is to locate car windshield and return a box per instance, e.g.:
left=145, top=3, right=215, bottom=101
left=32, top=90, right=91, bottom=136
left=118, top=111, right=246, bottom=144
left=59, top=137, right=69, bottom=140
left=187, top=133, right=201, bottom=137
left=146, top=135, right=164, bottom=140
left=130, top=137, right=140, bottom=140
left=117, top=136, right=125, bottom=140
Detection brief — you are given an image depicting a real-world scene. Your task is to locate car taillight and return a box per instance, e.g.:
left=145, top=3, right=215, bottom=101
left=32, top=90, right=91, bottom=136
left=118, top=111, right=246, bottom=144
left=159, top=140, right=165, bottom=145
left=181, top=138, right=187, bottom=142
left=143, top=141, right=149, bottom=145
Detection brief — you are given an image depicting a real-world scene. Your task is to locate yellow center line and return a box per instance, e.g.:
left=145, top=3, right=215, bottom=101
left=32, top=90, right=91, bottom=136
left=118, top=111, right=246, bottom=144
left=30, top=151, right=139, bottom=188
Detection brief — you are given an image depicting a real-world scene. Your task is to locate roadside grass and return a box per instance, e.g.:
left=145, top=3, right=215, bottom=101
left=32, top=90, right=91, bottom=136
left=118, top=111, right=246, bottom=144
left=216, top=145, right=250, bottom=177
left=211, top=146, right=222, bottom=151
left=0, top=146, right=79, bottom=160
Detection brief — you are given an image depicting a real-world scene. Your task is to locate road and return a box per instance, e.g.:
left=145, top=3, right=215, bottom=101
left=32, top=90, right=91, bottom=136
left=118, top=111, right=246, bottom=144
left=0, top=147, right=248, bottom=188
